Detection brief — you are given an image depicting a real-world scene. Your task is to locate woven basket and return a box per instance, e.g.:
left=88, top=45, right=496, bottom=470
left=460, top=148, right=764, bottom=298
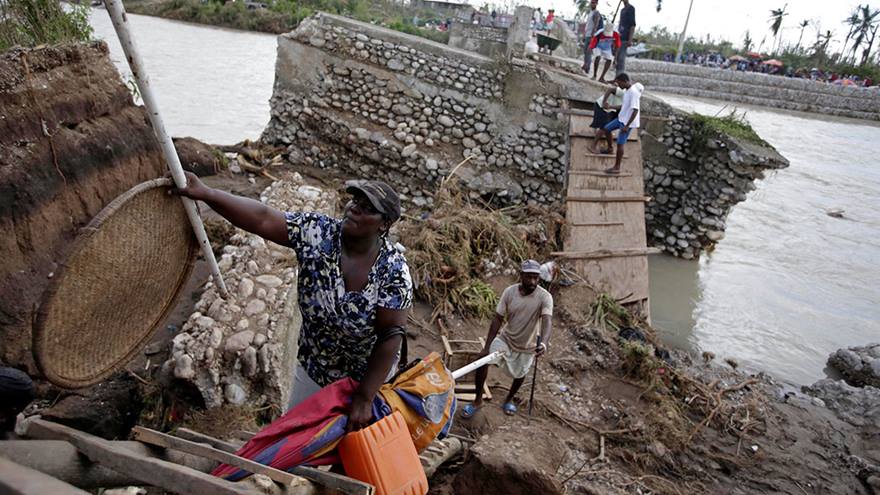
left=34, top=178, right=197, bottom=388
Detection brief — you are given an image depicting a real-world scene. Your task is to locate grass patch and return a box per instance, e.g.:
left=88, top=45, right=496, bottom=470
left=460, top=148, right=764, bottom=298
left=690, top=110, right=767, bottom=148
left=1, top=0, right=92, bottom=51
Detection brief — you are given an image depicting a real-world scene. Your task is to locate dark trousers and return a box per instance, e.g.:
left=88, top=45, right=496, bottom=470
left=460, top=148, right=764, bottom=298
left=615, top=43, right=628, bottom=72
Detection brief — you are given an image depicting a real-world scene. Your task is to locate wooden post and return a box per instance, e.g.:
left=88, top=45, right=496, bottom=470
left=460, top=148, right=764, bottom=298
left=24, top=420, right=253, bottom=495
left=132, top=427, right=306, bottom=488
left=0, top=456, right=90, bottom=495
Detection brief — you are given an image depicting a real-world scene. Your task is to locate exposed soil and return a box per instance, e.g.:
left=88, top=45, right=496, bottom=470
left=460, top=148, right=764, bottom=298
left=0, top=43, right=168, bottom=373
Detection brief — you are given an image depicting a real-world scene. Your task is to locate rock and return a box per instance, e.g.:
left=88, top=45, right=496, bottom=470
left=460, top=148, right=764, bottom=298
left=425, top=159, right=439, bottom=171
left=706, top=230, right=725, bottom=241
left=244, top=299, right=267, bottom=316
left=242, top=346, right=259, bottom=377
left=804, top=378, right=880, bottom=427
left=671, top=213, right=686, bottom=226
left=524, top=121, right=538, bottom=132
left=828, top=344, right=880, bottom=388
left=225, top=330, right=255, bottom=353
left=42, top=373, right=142, bottom=440
left=391, top=103, right=413, bottom=116
left=224, top=383, right=247, bottom=405
left=542, top=149, right=560, bottom=160
left=454, top=428, right=564, bottom=495
left=308, top=36, right=325, bottom=47
left=255, top=274, right=283, bottom=288
left=462, top=137, right=477, bottom=149
left=386, top=59, right=405, bottom=71
left=438, top=115, right=455, bottom=127
left=401, top=143, right=417, bottom=157
left=174, top=353, right=195, bottom=379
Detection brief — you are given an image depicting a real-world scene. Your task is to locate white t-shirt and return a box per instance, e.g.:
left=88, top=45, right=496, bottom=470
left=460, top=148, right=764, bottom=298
left=618, top=82, right=643, bottom=128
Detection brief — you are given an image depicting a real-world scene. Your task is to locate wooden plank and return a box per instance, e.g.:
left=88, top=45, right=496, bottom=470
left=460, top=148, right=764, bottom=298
left=583, top=153, right=630, bottom=158
left=551, top=248, right=661, bottom=259
left=174, top=428, right=240, bottom=453
left=568, top=170, right=633, bottom=177
left=171, top=429, right=374, bottom=495
left=570, top=221, right=624, bottom=227
left=441, top=335, right=453, bottom=357
left=566, top=200, right=647, bottom=252
left=0, top=456, right=90, bottom=495
left=570, top=131, right=639, bottom=141
left=133, top=427, right=306, bottom=488
left=567, top=194, right=650, bottom=202
left=572, top=255, right=651, bottom=301
left=24, top=420, right=254, bottom=495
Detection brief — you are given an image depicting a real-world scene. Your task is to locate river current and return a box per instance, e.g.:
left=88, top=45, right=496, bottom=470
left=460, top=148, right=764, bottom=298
left=89, top=11, right=880, bottom=385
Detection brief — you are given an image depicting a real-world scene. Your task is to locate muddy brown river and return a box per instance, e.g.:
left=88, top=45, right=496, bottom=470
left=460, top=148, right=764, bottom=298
left=89, top=11, right=880, bottom=385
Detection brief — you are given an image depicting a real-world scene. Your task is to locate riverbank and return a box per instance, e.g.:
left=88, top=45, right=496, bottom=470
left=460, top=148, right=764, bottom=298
left=122, top=0, right=449, bottom=43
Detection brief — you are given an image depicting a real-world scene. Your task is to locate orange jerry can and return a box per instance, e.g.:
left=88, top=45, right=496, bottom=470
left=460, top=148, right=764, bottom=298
left=339, top=411, right=429, bottom=495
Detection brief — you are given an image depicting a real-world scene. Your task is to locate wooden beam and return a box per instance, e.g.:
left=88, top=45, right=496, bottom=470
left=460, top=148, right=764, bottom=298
left=567, top=170, right=634, bottom=177
left=174, top=428, right=240, bottom=453
left=551, top=247, right=662, bottom=259
left=0, top=456, right=90, bottom=495
left=567, top=193, right=651, bottom=202
left=133, top=427, right=305, bottom=488
left=583, top=153, right=630, bottom=158
left=570, top=221, right=625, bottom=227
left=570, top=132, right=639, bottom=141
left=24, top=419, right=254, bottom=495
left=171, top=429, right=374, bottom=495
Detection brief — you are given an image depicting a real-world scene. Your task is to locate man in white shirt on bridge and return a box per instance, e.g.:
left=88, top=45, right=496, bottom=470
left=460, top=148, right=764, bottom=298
left=590, top=72, right=643, bottom=174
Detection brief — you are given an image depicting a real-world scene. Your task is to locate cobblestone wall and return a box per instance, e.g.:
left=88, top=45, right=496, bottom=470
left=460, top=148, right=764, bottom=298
left=164, top=173, right=335, bottom=408
left=262, top=13, right=569, bottom=207
left=627, top=59, right=880, bottom=121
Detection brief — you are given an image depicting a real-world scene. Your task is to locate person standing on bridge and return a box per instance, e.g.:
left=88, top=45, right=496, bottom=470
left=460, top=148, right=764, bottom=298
left=590, top=72, right=643, bottom=175
left=460, top=260, right=553, bottom=418
left=581, top=0, right=603, bottom=75
left=615, top=0, right=636, bottom=73
left=589, top=23, right=621, bottom=82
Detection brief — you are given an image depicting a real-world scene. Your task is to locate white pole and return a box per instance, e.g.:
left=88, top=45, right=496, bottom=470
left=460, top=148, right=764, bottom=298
left=675, top=0, right=695, bottom=63
left=451, top=351, right=504, bottom=379
left=103, top=0, right=228, bottom=298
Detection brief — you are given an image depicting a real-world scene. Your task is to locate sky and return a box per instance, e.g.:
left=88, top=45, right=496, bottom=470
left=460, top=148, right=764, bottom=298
left=487, top=1, right=869, bottom=53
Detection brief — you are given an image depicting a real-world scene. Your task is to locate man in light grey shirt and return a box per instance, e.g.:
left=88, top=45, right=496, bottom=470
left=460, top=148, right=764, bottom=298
left=582, top=0, right=602, bottom=74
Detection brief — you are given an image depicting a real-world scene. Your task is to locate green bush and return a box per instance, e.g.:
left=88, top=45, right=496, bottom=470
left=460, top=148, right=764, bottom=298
left=1, top=0, right=93, bottom=51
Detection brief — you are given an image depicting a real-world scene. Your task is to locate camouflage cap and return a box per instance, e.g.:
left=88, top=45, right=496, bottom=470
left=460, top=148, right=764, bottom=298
left=345, top=180, right=401, bottom=222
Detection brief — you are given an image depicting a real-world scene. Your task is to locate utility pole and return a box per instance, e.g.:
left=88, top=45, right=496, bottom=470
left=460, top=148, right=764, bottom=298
left=675, top=0, right=695, bottom=62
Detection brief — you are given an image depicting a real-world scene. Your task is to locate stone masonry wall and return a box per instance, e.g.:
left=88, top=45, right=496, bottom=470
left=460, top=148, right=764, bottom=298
left=641, top=114, right=789, bottom=258
left=263, top=13, right=570, bottom=207
left=447, top=23, right=508, bottom=59
left=263, top=15, right=791, bottom=259
left=627, top=59, right=880, bottom=121
left=164, top=173, right=335, bottom=408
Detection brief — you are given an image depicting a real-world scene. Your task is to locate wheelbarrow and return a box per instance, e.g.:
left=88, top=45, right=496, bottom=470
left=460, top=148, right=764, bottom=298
left=536, top=33, right=562, bottom=54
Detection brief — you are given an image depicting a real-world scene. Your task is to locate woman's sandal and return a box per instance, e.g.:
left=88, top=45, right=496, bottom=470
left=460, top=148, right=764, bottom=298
left=502, top=402, right=517, bottom=416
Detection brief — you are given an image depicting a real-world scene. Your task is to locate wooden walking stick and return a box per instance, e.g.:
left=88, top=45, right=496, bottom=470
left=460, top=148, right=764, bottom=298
left=528, top=334, right=542, bottom=417
left=103, top=0, right=228, bottom=297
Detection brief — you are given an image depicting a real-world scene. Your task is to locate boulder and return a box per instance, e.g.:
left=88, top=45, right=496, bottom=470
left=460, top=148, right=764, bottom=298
left=828, top=344, right=880, bottom=388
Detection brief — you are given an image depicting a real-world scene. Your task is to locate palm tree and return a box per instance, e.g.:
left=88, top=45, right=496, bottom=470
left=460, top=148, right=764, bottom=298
left=862, top=23, right=879, bottom=65
left=840, top=8, right=862, bottom=61
left=742, top=30, right=753, bottom=52
left=795, top=19, right=809, bottom=52
left=851, top=4, right=880, bottom=65
left=768, top=5, right=788, bottom=54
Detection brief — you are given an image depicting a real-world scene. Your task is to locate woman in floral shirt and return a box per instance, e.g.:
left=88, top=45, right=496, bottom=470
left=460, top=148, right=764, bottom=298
left=172, top=173, right=412, bottom=431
